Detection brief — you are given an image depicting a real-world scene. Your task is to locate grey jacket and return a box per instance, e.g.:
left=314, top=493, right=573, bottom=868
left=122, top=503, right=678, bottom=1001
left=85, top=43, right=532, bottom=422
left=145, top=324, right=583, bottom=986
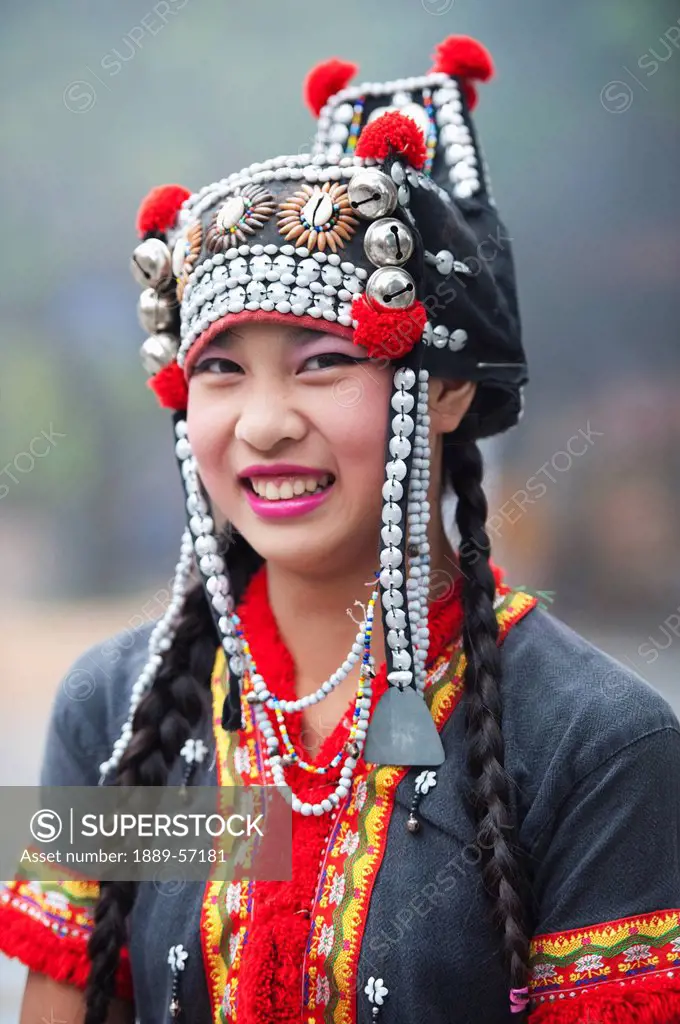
left=35, top=605, right=680, bottom=1023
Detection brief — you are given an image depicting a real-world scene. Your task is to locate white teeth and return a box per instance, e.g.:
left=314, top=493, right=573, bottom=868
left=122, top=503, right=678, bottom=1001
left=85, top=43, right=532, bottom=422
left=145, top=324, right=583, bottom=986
left=249, top=473, right=332, bottom=501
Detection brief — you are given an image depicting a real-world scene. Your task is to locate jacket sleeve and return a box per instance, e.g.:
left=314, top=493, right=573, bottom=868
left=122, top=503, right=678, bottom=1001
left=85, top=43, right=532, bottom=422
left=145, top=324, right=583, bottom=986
left=527, top=724, right=680, bottom=1022
left=0, top=637, right=138, bottom=1002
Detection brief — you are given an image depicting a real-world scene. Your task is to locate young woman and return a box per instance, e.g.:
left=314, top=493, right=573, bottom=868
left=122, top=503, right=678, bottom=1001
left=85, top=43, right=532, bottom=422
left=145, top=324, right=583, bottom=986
left=2, top=35, right=680, bottom=1024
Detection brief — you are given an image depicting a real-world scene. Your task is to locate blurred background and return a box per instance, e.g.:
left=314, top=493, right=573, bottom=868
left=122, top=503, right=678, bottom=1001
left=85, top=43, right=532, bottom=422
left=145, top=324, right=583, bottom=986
left=1, top=0, right=679, bottom=1014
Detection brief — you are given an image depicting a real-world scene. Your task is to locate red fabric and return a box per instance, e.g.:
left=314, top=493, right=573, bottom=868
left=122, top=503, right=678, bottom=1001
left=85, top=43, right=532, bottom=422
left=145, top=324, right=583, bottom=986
left=135, top=184, right=190, bottom=238
left=351, top=293, right=427, bottom=359
left=529, top=975, right=680, bottom=1022
left=148, top=360, right=188, bottom=410
left=234, top=558, right=505, bottom=1023
left=0, top=895, right=133, bottom=1002
left=304, top=58, right=358, bottom=116
left=355, top=111, right=427, bottom=170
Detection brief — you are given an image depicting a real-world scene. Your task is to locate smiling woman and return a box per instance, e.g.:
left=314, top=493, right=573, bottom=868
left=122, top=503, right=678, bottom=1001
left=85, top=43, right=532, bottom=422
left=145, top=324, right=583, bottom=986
left=2, top=33, right=680, bottom=1024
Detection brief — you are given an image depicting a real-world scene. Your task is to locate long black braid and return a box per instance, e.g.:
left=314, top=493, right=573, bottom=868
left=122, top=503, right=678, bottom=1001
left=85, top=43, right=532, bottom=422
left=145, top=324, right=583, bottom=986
left=443, top=435, right=532, bottom=1016
left=85, top=443, right=531, bottom=1021
left=84, top=529, right=262, bottom=1024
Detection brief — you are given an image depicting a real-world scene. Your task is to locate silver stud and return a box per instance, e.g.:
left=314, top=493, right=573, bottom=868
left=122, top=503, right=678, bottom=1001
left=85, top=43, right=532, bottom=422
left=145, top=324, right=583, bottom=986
left=139, top=333, right=179, bottom=374
left=364, top=218, right=414, bottom=268
left=449, top=328, right=468, bottom=351
left=130, top=238, right=173, bottom=290
left=347, top=168, right=398, bottom=220
left=365, top=267, right=416, bottom=311
left=137, top=288, right=177, bottom=333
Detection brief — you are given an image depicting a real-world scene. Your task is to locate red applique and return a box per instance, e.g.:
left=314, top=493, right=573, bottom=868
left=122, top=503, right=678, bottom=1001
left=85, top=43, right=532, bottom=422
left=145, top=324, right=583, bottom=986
left=136, top=184, right=190, bottom=238
left=355, top=111, right=427, bottom=170
left=304, top=58, right=358, bottom=117
left=148, top=360, right=188, bottom=411
left=351, top=293, right=427, bottom=359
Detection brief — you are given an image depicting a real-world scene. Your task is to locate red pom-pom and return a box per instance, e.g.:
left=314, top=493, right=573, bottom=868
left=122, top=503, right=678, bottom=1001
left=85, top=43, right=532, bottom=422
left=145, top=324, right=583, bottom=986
left=351, top=294, right=427, bottom=360
left=355, top=112, right=427, bottom=170
left=430, top=35, right=494, bottom=81
left=136, top=184, right=191, bottom=238
left=147, top=360, right=188, bottom=410
left=303, top=58, right=358, bottom=116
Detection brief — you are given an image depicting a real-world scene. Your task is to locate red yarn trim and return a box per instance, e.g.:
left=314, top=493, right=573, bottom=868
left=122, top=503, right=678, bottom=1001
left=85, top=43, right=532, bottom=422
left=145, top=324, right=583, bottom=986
left=0, top=896, right=133, bottom=1002
left=355, top=111, right=427, bottom=170
left=148, top=361, right=188, bottom=411
left=529, top=976, right=680, bottom=1022
left=231, top=558, right=507, bottom=1024
left=430, top=35, right=494, bottom=81
left=351, top=293, right=426, bottom=359
left=136, top=184, right=190, bottom=238
left=304, top=58, right=358, bottom=116
left=430, top=36, right=494, bottom=113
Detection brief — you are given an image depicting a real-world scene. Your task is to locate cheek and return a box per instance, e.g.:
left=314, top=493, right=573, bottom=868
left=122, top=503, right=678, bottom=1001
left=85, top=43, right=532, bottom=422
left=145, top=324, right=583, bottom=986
left=322, top=367, right=393, bottom=473
left=186, top=389, right=233, bottom=483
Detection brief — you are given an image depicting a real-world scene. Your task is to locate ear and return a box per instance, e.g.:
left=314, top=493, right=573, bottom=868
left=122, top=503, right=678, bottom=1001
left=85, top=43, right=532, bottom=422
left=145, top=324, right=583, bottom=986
left=427, top=377, right=477, bottom=435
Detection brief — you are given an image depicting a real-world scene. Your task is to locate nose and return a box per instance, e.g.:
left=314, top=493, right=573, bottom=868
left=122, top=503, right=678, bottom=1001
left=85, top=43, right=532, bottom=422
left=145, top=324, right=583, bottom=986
left=233, top=385, right=307, bottom=451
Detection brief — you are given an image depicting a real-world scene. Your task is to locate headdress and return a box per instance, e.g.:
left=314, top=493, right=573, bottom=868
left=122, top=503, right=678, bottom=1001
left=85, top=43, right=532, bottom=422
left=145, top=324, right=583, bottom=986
left=100, top=36, right=529, bottom=817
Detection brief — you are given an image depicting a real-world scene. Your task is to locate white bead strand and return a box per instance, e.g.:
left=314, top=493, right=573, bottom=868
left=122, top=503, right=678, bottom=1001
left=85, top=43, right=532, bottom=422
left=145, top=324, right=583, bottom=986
left=98, top=525, right=195, bottom=782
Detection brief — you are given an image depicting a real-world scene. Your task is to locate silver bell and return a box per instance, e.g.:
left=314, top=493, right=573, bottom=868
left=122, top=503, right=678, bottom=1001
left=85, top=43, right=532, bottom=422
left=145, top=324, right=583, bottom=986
left=130, top=238, right=173, bottom=290
left=365, top=266, right=416, bottom=310
left=364, top=218, right=414, bottom=267
left=139, top=333, right=179, bottom=374
left=137, top=288, right=177, bottom=333
left=346, top=168, right=397, bottom=220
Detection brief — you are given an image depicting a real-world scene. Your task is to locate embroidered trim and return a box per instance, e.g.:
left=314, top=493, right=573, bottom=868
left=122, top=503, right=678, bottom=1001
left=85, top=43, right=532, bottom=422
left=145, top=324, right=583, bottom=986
left=200, top=585, right=538, bottom=1023
left=0, top=878, right=133, bottom=1001
left=529, top=909, right=680, bottom=1008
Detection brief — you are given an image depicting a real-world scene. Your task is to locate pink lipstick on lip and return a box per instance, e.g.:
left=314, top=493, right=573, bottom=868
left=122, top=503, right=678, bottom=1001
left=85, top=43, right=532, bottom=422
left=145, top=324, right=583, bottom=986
left=239, top=465, right=336, bottom=519
left=243, top=481, right=334, bottom=519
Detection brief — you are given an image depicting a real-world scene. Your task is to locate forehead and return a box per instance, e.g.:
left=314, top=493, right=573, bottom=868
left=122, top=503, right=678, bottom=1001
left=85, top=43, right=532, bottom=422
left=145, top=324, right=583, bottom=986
left=208, top=323, right=350, bottom=348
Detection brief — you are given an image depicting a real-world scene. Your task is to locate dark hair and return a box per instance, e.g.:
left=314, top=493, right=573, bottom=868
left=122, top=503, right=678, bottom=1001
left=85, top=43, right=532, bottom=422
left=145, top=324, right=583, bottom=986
left=444, top=436, right=532, bottom=1015
left=84, top=439, right=531, bottom=1023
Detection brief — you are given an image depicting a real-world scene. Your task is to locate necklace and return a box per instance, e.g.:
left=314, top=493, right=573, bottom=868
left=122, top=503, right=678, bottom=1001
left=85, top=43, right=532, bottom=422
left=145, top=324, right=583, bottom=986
left=245, top=589, right=379, bottom=813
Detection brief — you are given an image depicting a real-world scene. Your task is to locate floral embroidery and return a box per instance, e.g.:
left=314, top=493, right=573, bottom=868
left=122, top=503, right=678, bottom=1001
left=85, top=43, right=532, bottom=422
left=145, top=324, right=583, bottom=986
left=317, top=922, right=335, bottom=957
left=573, top=953, right=606, bottom=976
left=225, top=882, right=243, bottom=916
left=328, top=873, right=346, bottom=905
left=316, top=974, right=331, bottom=1006
left=233, top=744, right=252, bottom=776
left=339, top=830, right=360, bottom=856
left=529, top=910, right=680, bottom=1007
left=353, top=777, right=368, bottom=812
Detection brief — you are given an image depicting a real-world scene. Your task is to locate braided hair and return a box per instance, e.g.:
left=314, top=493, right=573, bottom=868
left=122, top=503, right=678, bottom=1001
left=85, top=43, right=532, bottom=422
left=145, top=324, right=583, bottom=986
left=84, top=531, right=261, bottom=1024
left=443, top=434, right=533, bottom=1015
left=84, top=438, right=531, bottom=1022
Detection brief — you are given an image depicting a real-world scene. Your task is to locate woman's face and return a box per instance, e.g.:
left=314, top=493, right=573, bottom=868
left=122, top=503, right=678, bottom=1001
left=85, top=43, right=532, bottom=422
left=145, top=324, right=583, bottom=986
left=186, top=321, right=395, bottom=577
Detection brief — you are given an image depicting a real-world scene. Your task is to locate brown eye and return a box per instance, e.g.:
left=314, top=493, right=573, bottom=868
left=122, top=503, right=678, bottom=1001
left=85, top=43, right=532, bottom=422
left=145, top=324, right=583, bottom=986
left=304, top=353, right=368, bottom=371
left=192, top=358, right=242, bottom=376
